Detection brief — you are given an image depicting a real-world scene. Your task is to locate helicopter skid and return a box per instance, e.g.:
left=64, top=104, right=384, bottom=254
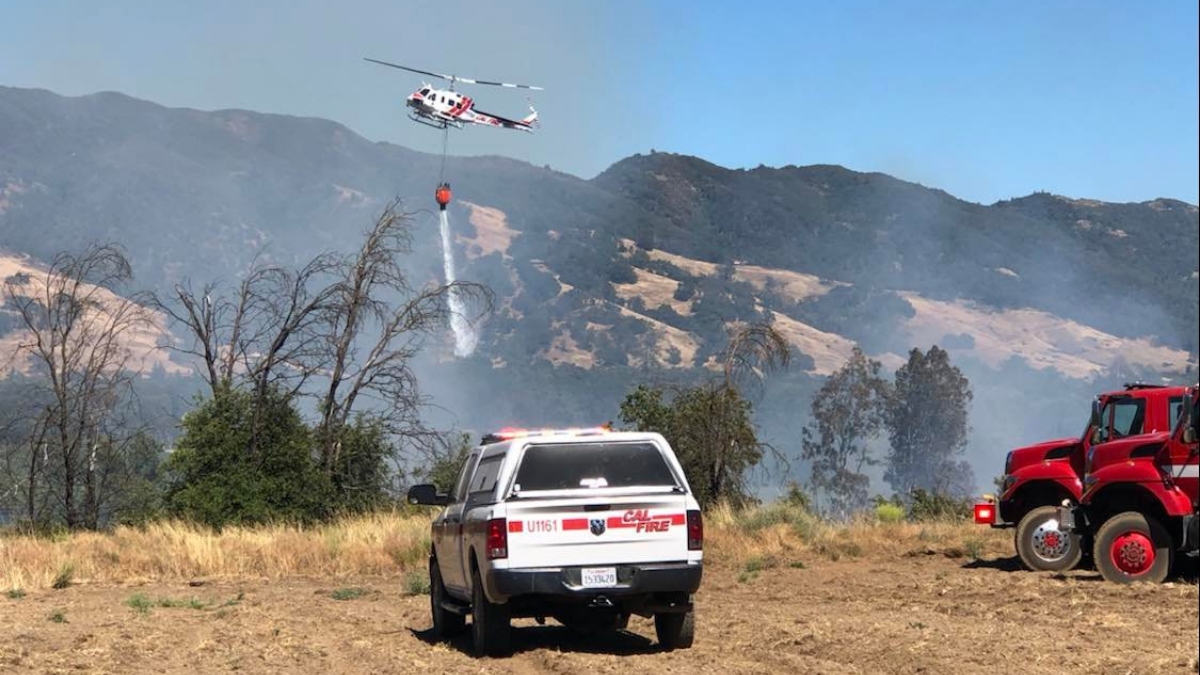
left=408, top=113, right=462, bottom=130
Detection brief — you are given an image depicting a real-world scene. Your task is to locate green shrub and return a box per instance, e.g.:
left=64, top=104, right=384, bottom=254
left=783, top=483, right=813, bottom=511
left=875, top=502, right=905, bottom=523
left=48, top=609, right=67, bottom=623
left=907, top=489, right=972, bottom=521
left=331, top=587, right=370, bottom=601
left=402, top=569, right=430, bottom=596
left=742, top=502, right=819, bottom=539
left=51, top=563, right=75, bottom=590
left=165, top=386, right=333, bottom=528
left=743, top=555, right=777, bottom=573
left=125, top=593, right=153, bottom=616
left=964, top=538, right=985, bottom=560
left=156, top=596, right=208, bottom=610
left=417, top=433, right=471, bottom=493
left=6, top=589, right=25, bottom=600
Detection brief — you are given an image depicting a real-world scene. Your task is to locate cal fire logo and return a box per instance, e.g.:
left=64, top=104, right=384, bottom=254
left=558, top=511, right=684, bottom=535
left=621, top=509, right=676, bottom=533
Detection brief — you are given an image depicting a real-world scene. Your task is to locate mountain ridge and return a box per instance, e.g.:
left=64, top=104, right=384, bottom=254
left=1, top=84, right=1196, bottom=378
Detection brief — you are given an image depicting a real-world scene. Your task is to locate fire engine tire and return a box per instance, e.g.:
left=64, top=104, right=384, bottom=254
left=471, top=569, right=511, bottom=657
left=1093, top=512, right=1174, bottom=584
left=1015, top=506, right=1083, bottom=572
left=429, top=559, right=465, bottom=640
left=655, top=609, right=695, bottom=650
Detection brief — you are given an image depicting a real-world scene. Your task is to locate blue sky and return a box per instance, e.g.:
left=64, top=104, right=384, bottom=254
left=1, top=1, right=1196, bottom=204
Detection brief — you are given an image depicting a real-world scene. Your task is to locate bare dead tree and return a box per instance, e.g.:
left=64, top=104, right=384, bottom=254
left=3, top=244, right=153, bottom=528
left=153, top=279, right=222, bottom=393
left=157, top=199, right=493, bottom=496
left=153, top=252, right=338, bottom=456
left=315, top=200, right=492, bottom=475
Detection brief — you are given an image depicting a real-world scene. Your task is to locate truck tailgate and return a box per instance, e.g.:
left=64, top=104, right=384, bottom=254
left=504, top=494, right=689, bottom=568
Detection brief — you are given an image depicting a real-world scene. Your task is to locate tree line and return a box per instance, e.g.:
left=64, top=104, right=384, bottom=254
left=619, top=342, right=974, bottom=516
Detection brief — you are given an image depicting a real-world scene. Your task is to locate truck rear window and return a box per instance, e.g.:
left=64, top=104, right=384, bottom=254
left=512, top=442, right=678, bottom=492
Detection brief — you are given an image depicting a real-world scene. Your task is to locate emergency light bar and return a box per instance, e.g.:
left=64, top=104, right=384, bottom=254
left=482, top=426, right=611, bottom=445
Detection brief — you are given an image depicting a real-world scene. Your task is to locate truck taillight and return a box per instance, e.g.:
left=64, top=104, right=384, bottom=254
left=687, top=510, right=703, bottom=551
left=973, top=503, right=995, bottom=525
left=486, top=518, right=508, bottom=560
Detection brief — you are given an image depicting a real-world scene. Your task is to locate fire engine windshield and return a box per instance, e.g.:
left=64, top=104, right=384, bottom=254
left=512, top=442, right=679, bottom=492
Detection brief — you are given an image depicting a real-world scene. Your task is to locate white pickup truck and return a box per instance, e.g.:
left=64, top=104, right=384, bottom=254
left=407, top=428, right=704, bottom=656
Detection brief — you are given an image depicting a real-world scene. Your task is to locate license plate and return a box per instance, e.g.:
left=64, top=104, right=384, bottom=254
left=581, top=567, right=617, bottom=588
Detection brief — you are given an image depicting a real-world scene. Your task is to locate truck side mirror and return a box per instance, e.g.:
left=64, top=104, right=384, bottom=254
left=1088, top=399, right=1104, bottom=445
left=1191, top=400, right=1199, bottom=443
left=1186, top=404, right=1198, bottom=444
left=407, top=483, right=450, bottom=506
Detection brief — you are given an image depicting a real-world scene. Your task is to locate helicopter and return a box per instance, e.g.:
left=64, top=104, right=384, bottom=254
left=364, top=57, right=542, bottom=132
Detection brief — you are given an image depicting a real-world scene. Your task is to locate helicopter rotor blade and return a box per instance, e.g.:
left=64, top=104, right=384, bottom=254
left=364, top=57, right=543, bottom=90
left=363, top=58, right=456, bottom=82
left=454, top=76, right=544, bottom=91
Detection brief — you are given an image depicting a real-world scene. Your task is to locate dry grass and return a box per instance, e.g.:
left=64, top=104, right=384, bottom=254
left=1, top=511, right=431, bottom=590
left=703, top=501, right=1008, bottom=567
left=1, top=504, right=1005, bottom=590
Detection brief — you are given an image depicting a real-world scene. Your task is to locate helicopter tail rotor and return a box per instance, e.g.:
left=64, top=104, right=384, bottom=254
left=521, top=101, right=539, bottom=128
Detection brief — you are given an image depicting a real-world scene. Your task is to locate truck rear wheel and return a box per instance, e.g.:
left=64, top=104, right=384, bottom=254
left=1094, top=512, right=1173, bottom=584
left=471, top=569, right=511, bottom=657
left=654, top=609, right=695, bottom=650
left=429, top=559, right=464, bottom=639
left=1015, top=506, right=1082, bottom=572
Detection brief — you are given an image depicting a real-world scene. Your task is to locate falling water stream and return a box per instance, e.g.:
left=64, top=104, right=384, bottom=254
left=438, top=209, right=477, bottom=357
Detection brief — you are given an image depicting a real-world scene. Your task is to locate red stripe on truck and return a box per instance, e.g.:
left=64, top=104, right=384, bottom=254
left=560, top=513, right=684, bottom=531
left=508, top=520, right=523, bottom=533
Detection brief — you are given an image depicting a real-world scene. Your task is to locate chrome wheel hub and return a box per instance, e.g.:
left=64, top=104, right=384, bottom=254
left=1031, top=518, right=1072, bottom=561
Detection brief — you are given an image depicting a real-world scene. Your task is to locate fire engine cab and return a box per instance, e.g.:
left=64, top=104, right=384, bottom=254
left=407, top=427, right=703, bottom=656
left=974, top=384, right=1190, bottom=572
left=1059, top=386, right=1199, bottom=583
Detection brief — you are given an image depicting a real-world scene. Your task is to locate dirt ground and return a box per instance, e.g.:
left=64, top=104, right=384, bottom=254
left=3, top=554, right=1197, bottom=675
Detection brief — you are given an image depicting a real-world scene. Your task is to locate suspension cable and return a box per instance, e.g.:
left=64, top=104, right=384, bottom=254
left=438, top=125, right=449, bottom=184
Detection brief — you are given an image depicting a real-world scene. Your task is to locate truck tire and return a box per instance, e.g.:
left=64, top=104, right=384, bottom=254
left=1093, top=512, right=1174, bottom=584
left=429, top=559, right=464, bottom=639
left=654, top=609, right=695, bottom=650
left=471, top=568, right=511, bottom=657
left=1015, top=506, right=1082, bottom=572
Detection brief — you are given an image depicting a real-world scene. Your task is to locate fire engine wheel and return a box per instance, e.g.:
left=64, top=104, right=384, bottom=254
left=429, top=559, right=464, bottom=639
left=470, top=569, right=511, bottom=657
left=654, top=609, right=695, bottom=650
left=1015, top=506, right=1082, bottom=572
left=1093, top=512, right=1174, bottom=584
